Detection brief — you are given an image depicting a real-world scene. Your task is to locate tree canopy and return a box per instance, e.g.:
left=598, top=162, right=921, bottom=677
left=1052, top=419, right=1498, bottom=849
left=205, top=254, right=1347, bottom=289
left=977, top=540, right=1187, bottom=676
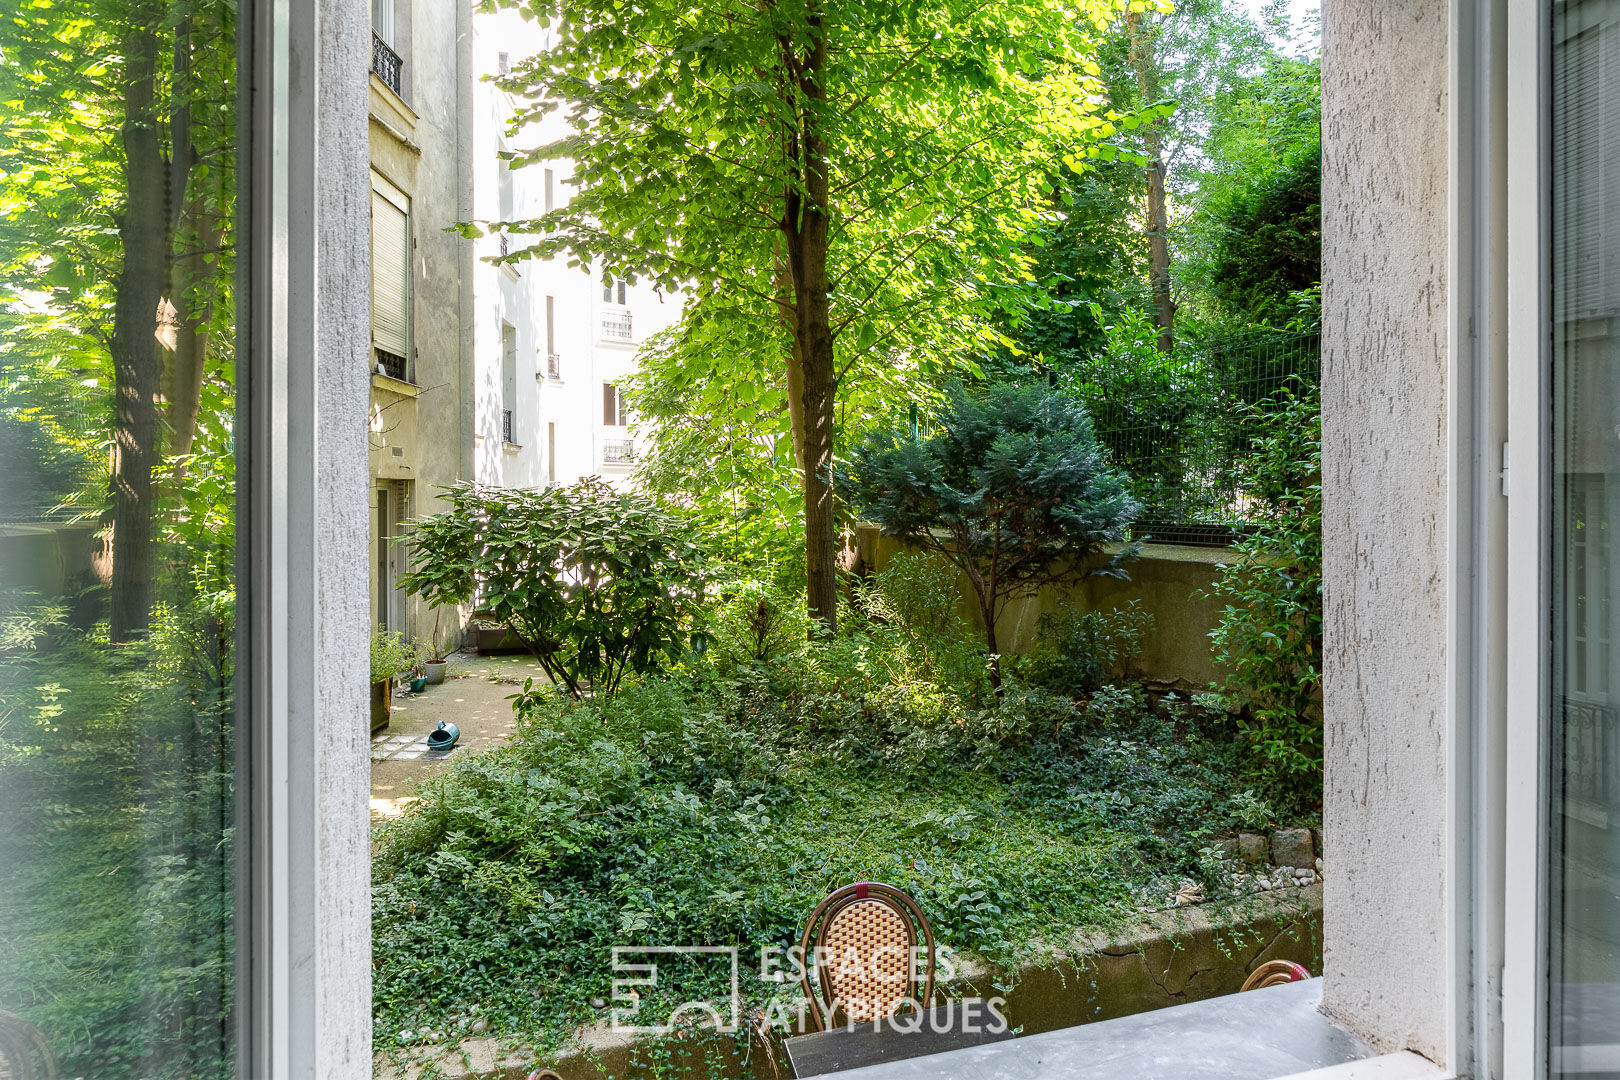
left=484, top=0, right=1167, bottom=629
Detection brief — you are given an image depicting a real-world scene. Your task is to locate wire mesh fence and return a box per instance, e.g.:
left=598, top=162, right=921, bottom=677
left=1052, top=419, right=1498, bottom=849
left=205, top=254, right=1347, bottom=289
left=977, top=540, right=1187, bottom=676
left=1072, top=328, right=1320, bottom=546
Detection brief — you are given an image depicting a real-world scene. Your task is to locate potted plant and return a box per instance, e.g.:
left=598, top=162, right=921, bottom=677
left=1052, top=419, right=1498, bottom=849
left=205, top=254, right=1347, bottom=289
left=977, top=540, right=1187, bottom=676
left=370, top=628, right=415, bottom=732
left=422, top=610, right=452, bottom=685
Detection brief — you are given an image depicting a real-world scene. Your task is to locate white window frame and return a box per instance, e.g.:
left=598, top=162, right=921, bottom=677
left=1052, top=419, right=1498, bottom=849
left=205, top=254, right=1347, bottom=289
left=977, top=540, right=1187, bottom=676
left=244, top=0, right=373, bottom=1073
left=1502, top=0, right=1552, bottom=1075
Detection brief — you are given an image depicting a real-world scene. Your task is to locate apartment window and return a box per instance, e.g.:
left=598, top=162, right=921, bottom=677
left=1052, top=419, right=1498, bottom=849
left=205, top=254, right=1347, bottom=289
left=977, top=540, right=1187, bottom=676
left=603, top=382, right=629, bottom=426
left=370, top=0, right=402, bottom=93
left=547, top=422, right=557, bottom=484
left=1550, top=2, right=1620, bottom=1071
left=372, top=0, right=394, bottom=43
left=370, top=174, right=411, bottom=380
left=544, top=168, right=554, bottom=214
left=603, top=276, right=626, bottom=305
left=545, top=295, right=559, bottom=378
left=501, top=322, right=518, bottom=444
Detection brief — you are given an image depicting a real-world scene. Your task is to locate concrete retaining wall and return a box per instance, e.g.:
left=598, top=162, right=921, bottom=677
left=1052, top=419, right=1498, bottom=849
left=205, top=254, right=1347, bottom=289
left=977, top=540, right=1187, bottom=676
left=853, top=526, right=1236, bottom=691
left=376, top=887, right=1323, bottom=1080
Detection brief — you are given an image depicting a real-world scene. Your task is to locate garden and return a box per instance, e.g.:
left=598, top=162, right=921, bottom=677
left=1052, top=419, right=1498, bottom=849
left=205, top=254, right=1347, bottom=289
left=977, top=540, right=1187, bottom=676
left=369, top=377, right=1324, bottom=1071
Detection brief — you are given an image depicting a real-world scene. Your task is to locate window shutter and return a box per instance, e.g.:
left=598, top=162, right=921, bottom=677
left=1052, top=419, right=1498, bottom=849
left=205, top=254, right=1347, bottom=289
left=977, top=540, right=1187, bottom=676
left=371, top=188, right=410, bottom=360
left=603, top=382, right=616, bottom=425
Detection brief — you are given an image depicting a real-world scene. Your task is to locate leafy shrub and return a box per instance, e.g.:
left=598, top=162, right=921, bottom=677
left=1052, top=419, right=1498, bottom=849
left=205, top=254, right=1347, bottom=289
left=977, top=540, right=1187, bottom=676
left=840, top=382, right=1140, bottom=689
left=370, top=627, right=417, bottom=683
left=401, top=479, right=711, bottom=698
left=1017, top=600, right=1153, bottom=699
left=859, top=553, right=990, bottom=704
left=1208, top=388, right=1322, bottom=794
left=704, top=575, right=810, bottom=673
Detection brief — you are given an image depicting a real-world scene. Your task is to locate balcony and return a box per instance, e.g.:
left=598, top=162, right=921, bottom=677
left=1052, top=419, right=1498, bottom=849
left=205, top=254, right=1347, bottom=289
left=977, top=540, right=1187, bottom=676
left=372, top=32, right=403, bottom=95
left=601, top=438, right=636, bottom=465
left=546, top=353, right=561, bottom=380
left=601, top=309, right=632, bottom=342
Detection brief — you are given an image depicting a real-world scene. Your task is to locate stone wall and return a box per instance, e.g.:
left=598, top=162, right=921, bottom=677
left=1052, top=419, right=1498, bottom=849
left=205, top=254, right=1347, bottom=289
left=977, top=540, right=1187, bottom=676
left=1320, top=0, right=1451, bottom=1060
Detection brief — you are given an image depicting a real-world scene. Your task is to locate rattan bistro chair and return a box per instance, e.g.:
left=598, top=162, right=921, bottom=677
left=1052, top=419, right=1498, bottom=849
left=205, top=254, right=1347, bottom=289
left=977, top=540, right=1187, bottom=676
left=1239, top=959, right=1312, bottom=991
left=798, top=882, right=937, bottom=1032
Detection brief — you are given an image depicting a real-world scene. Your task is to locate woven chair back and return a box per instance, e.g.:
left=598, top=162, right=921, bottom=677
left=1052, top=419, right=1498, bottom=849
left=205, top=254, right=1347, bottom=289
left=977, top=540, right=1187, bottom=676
left=1239, top=959, right=1311, bottom=991
left=798, top=882, right=935, bottom=1031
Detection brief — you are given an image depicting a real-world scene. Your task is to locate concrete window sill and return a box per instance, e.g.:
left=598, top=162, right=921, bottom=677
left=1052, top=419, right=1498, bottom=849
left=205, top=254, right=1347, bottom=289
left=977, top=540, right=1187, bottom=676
left=823, top=981, right=1449, bottom=1080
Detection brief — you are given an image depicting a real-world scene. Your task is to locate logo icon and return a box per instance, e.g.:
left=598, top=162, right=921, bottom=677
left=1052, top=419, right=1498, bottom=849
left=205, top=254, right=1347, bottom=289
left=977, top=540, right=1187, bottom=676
left=609, top=946, right=742, bottom=1034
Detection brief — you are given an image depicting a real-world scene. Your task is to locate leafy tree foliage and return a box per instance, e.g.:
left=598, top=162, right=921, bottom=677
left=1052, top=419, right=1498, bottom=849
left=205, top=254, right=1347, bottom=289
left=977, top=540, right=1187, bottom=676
left=1198, top=141, right=1320, bottom=326
left=401, top=481, right=711, bottom=699
left=1208, top=388, right=1321, bottom=794
left=840, top=383, right=1138, bottom=687
left=486, top=0, right=1158, bottom=631
left=0, top=0, right=237, bottom=637
left=1177, top=49, right=1321, bottom=326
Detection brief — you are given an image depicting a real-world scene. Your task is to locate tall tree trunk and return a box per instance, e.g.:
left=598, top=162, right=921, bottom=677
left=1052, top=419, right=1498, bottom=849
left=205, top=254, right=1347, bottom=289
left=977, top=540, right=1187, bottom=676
left=775, top=250, right=806, bottom=471
left=1126, top=10, right=1175, bottom=354
left=783, top=14, right=839, bottom=634
left=109, top=22, right=172, bottom=641
left=165, top=207, right=223, bottom=461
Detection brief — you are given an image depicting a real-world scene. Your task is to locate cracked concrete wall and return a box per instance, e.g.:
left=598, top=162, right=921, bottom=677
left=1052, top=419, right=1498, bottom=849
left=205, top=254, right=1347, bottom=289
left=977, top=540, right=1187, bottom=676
left=1320, top=0, right=1451, bottom=1061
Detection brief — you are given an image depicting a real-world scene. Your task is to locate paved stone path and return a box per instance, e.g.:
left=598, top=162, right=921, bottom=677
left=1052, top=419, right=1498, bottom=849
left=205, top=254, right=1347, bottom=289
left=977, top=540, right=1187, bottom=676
left=369, top=651, right=551, bottom=824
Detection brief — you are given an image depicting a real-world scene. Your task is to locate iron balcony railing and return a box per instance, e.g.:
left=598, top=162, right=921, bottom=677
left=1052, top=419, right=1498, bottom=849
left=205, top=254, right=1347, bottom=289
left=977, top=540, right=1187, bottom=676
left=372, top=32, right=403, bottom=95
left=546, top=353, right=561, bottom=380
left=601, top=310, right=633, bottom=341
left=374, top=348, right=407, bottom=381
left=501, top=408, right=514, bottom=444
left=498, top=232, right=510, bottom=257
left=602, top=438, right=636, bottom=465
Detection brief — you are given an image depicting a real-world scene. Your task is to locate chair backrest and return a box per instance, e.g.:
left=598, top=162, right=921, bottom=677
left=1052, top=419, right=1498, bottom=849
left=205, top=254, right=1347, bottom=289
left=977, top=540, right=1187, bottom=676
left=798, top=882, right=936, bottom=1031
left=0, top=1010, right=60, bottom=1080
left=1239, top=959, right=1311, bottom=991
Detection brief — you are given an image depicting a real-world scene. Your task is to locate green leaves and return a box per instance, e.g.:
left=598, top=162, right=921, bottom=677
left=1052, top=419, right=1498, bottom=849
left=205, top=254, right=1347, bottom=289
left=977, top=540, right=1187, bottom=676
left=399, top=480, right=712, bottom=699
left=1207, top=388, right=1321, bottom=797
left=839, top=381, right=1140, bottom=686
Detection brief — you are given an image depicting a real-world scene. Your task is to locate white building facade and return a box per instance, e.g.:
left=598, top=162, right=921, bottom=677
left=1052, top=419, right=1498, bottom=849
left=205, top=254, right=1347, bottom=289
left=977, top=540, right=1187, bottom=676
left=468, top=12, right=682, bottom=493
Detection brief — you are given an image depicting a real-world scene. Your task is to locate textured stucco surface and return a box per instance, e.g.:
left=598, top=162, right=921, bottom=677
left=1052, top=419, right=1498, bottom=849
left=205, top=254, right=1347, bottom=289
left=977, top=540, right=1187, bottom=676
left=1320, top=0, right=1450, bottom=1059
left=308, top=0, right=372, bottom=1074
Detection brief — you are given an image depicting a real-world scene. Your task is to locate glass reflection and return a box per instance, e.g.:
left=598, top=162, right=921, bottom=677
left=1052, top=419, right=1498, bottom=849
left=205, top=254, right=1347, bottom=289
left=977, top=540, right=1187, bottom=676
left=1553, top=0, right=1620, bottom=1074
left=0, top=0, right=240, bottom=1076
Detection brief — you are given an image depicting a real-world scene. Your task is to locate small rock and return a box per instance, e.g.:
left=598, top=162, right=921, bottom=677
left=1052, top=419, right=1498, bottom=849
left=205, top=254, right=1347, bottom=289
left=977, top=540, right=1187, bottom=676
left=1258, top=878, right=1273, bottom=891
left=1237, top=833, right=1269, bottom=866
left=1270, top=827, right=1315, bottom=868
left=471, top=1018, right=489, bottom=1033
left=399, top=1030, right=414, bottom=1042
left=590, top=997, right=607, bottom=1010
left=1214, top=837, right=1241, bottom=861
left=1315, top=857, right=1324, bottom=871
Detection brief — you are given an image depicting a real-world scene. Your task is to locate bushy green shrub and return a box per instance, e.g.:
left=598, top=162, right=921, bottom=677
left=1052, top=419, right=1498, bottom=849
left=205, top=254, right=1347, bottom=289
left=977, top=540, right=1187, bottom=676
left=1017, top=600, right=1153, bottom=699
left=704, top=575, right=811, bottom=674
left=1208, top=388, right=1322, bottom=795
left=859, top=553, right=991, bottom=704
left=401, top=479, right=711, bottom=698
left=370, top=627, right=417, bottom=683
left=840, top=382, right=1140, bottom=689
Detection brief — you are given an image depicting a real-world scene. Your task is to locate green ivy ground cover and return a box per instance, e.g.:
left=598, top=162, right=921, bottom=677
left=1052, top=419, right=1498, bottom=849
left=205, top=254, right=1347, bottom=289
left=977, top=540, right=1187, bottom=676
left=370, top=644, right=1305, bottom=1063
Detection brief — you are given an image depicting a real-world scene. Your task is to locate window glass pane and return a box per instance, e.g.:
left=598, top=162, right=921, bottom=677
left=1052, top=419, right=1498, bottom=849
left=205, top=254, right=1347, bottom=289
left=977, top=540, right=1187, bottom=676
left=0, top=1, right=241, bottom=1076
left=1552, top=0, right=1620, bottom=1072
